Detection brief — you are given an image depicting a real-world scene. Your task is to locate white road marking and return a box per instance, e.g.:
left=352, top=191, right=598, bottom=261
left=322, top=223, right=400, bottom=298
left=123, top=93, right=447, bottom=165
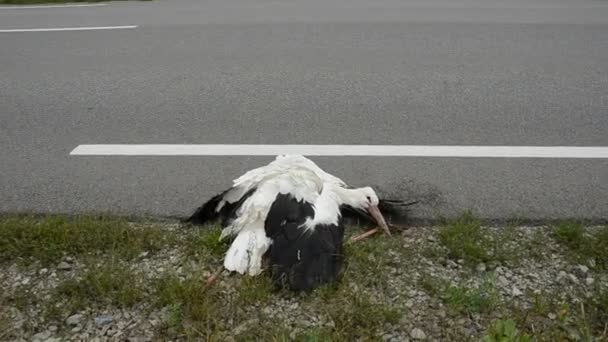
left=0, top=3, right=106, bottom=9
left=69, top=144, right=608, bottom=158
left=0, top=25, right=136, bottom=33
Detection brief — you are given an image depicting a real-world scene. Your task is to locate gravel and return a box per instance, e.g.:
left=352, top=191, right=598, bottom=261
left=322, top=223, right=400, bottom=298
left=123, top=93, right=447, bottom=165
left=1, top=223, right=606, bottom=341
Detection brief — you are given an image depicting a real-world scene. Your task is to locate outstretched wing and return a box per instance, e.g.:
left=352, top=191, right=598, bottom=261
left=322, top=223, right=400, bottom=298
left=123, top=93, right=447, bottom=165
left=186, top=155, right=340, bottom=227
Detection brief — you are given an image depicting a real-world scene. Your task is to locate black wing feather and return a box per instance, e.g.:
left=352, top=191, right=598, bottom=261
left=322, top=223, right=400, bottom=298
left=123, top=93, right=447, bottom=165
left=265, top=194, right=344, bottom=291
left=185, top=187, right=257, bottom=226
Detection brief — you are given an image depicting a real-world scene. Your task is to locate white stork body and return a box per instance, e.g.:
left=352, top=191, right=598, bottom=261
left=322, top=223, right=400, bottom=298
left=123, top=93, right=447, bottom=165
left=187, top=155, right=391, bottom=290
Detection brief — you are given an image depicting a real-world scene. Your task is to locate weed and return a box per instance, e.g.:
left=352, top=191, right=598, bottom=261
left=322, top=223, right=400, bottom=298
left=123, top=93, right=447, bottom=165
left=481, top=319, right=532, bottom=342
left=0, top=215, right=175, bottom=265
left=438, top=212, right=490, bottom=264
left=52, top=262, right=145, bottom=313
left=444, top=275, right=499, bottom=314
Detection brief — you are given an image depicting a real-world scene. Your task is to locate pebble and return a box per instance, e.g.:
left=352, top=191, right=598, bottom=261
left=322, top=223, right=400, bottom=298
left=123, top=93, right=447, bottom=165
left=410, top=328, right=427, bottom=340
left=44, top=338, right=61, bottom=342
left=39, top=268, right=48, bottom=275
left=57, top=261, right=72, bottom=271
left=32, top=331, right=51, bottom=341
left=497, top=276, right=509, bottom=287
left=71, top=326, right=82, bottom=333
left=95, top=315, right=114, bottom=326
left=476, top=263, right=486, bottom=272
left=577, top=264, right=589, bottom=274
left=548, top=313, right=557, bottom=320
left=512, top=286, right=523, bottom=297
left=48, top=325, right=58, bottom=332
left=585, top=277, right=594, bottom=286
left=447, top=260, right=458, bottom=268
left=66, top=314, right=83, bottom=326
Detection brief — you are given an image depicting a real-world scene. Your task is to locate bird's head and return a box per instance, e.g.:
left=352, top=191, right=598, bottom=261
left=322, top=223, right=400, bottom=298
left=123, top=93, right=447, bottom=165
left=336, top=186, right=391, bottom=236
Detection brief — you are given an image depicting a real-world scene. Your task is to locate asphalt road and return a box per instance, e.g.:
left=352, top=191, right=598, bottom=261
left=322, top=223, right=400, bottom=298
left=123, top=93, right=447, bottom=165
left=1, top=0, right=607, bottom=221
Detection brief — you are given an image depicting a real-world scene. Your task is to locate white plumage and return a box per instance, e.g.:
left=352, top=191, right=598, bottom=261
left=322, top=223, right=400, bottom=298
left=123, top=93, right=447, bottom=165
left=187, top=155, right=392, bottom=286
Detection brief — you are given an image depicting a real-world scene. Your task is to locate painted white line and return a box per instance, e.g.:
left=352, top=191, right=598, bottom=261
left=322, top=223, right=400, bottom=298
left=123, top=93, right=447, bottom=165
left=0, top=25, right=136, bottom=33
left=0, top=3, right=106, bottom=9
left=69, top=144, right=608, bottom=158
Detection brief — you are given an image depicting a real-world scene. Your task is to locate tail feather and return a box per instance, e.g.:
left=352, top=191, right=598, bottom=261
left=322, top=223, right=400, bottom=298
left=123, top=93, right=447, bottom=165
left=185, top=187, right=257, bottom=227
left=184, top=192, right=225, bottom=225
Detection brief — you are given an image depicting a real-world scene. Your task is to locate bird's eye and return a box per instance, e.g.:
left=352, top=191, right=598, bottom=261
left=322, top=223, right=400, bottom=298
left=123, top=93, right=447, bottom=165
left=366, top=196, right=371, bottom=201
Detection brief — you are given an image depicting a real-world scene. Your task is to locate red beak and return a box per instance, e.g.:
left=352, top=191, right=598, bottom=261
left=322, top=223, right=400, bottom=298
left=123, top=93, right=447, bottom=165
left=367, top=205, right=391, bottom=237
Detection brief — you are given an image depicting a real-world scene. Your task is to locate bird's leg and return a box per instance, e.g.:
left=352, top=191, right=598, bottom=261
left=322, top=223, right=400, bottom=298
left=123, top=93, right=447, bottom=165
left=348, top=227, right=380, bottom=243
left=348, top=224, right=410, bottom=243
left=205, top=266, right=224, bottom=288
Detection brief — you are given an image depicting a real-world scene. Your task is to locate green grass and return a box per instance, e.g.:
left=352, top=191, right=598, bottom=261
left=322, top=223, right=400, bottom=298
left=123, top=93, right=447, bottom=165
left=184, top=225, right=230, bottom=262
left=444, top=275, right=499, bottom=315
left=323, top=288, right=401, bottom=339
left=0, top=215, right=176, bottom=265
left=553, top=222, right=608, bottom=270
left=236, top=276, right=274, bottom=305
left=153, top=273, right=221, bottom=339
left=481, top=319, right=532, bottom=342
left=438, top=212, right=491, bottom=264
left=50, top=261, right=145, bottom=314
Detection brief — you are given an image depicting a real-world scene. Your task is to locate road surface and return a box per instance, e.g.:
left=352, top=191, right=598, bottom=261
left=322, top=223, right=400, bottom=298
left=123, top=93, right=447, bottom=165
left=1, top=0, right=607, bottom=221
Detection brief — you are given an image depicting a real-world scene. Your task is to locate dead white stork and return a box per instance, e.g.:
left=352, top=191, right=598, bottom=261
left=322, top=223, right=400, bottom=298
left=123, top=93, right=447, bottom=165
left=187, top=155, right=400, bottom=291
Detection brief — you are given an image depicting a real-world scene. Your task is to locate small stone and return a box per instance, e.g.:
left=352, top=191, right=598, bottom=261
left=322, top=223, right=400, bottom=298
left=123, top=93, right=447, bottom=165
left=548, top=313, right=557, bottom=320
left=71, top=326, right=82, bottom=333
left=66, top=314, right=83, bottom=325
left=39, top=268, right=48, bottom=275
left=32, top=331, right=51, bottom=341
left=296, top=319, right=311, bottom=328
left=95, top=315, right=113, bottom=326
left=65, top=256, right=74, bottom=262
left=512, top=286, right=523, bottom=297
left=48, top=325, right=58, bottom=332
left=410, top=328, right=426, bottom=340
left=44, top=338, right=61, bottom=342
left=139, top=251, right=149, bottom=258
left=585, top=277, right=594, bottom=286
left=447, top=260, right=458, bottom=268
left=476, top=263, right=486, bottom=272
left=577, top=264, right=589, bottom=274
left=21, top=277, right=30, bottom=285
left=568, top=273, right=579, bottom=284
left=457, top=259, right=465, bottom=265
left=57, top=261, right=72, bottom=271
left=497, top=276, right=509, bottom=287
left=427, top=235, right=437, bottom=242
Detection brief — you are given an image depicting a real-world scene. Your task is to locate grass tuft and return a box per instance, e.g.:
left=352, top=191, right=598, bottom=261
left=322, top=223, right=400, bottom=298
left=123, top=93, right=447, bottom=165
left=444, top=275, right=499, bottom=315
left=51, top=262, right=145, bottom=313
left=153, top=273, right=220, bottom=339
left=553, top=222, right=608, bottom=270
left=481, top=319, right=532, bottom=342
left=0, top=215, right=176, bottom=265
left=184, top=225, right=229, bottom=261
left=439, top=211, right=490, bottom=264
left=323, top=287, right=401, bottom=339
